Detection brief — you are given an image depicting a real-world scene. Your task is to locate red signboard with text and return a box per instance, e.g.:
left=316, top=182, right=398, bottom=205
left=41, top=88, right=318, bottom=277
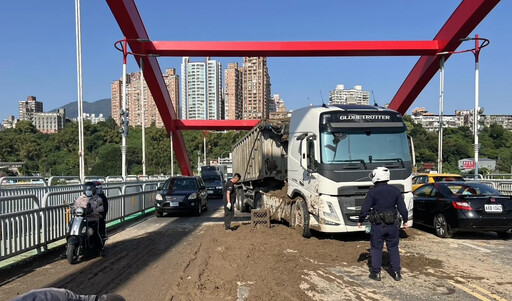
left=462, top=160, right=475, bottom=170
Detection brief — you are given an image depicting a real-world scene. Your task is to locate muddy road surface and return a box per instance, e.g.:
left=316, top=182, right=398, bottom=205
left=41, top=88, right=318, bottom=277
left=1, top=198, right=511, bottom=300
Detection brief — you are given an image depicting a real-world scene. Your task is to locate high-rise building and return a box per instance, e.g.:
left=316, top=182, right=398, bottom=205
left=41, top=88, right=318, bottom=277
left=224, top=63, right=243, bottom=120
left=242, top=57, right=271, bottom=120
left=181, top=57, right=222, bottom=120
left=33, top=108, right=66, bottom=134
left=271, top=94, right=286, bottom=113
left=19, top=96, right=43, bottom=121
left=328, top=84, right=370, bottom=105
left=164, top=68, right=180, bottom=119
left=111, top=68, right=179, bottom=128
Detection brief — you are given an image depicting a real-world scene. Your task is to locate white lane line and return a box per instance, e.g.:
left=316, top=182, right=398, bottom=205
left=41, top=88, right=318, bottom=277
left=458, top=242, right=491, bottom=253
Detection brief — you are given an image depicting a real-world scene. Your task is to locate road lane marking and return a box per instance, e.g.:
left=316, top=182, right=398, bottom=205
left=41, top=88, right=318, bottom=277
left=454, top=277, right=508, bottom=301
left=458, top=242, right=491, bottom=253
left=449, top=280, right=492, bottom=301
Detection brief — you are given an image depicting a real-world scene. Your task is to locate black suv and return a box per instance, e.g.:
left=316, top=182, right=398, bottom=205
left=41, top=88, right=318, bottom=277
left=154, top=176, right=208, bottom=217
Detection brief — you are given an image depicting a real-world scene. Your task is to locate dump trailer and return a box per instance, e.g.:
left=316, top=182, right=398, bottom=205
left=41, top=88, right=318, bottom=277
left=233, top=104, right=415, bottom=237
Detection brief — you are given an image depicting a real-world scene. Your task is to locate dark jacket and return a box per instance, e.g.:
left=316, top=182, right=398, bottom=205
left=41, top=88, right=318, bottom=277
left=358, top=182, right=408, bottom=224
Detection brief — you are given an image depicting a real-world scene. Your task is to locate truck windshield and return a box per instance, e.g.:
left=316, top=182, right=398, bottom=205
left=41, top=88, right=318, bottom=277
left=320, top=130, right=411, bottom=164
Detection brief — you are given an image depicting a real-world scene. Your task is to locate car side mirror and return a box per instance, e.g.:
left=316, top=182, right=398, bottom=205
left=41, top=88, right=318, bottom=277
left=157, top=186, right=163, bottom=191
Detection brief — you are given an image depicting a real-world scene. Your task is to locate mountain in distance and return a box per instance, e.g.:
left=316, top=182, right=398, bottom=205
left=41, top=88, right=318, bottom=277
left=49, top=99, right=111, bottom=118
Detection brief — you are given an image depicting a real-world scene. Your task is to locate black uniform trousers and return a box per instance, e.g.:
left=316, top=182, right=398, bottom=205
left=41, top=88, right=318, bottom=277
left=370, top=222, right=400, bottom=273
left=224, top=201, right=234, bottom=230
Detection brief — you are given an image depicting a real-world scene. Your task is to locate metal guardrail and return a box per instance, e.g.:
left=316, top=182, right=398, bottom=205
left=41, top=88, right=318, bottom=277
left=0, top=180, right=166, bottom=262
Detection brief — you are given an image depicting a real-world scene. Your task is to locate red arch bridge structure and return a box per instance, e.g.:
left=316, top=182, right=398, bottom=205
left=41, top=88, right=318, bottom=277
left=106, top=0, right=499, bottom=176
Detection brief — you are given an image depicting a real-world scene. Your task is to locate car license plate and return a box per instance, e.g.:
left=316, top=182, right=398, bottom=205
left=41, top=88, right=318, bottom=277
left=170, top=202, right=179, bottom=207
left=207, top=190, right=213, bottom=194
left=485, top=204, right=503, bottom=213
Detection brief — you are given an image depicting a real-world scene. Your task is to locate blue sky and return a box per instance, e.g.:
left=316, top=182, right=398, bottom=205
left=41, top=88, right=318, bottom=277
left=1, top=0, right=511, bottom=119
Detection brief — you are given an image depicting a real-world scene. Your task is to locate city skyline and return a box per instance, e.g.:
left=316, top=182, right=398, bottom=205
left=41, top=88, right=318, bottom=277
left=1, top=1, right=511, bottom=121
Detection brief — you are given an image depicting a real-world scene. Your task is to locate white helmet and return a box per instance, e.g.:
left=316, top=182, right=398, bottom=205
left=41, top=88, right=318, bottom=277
left=369, top=167, right=390, bottom=184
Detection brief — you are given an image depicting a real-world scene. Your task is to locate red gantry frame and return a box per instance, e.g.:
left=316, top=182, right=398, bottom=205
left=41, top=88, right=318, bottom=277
left=106, top=0, right=499, bottom=176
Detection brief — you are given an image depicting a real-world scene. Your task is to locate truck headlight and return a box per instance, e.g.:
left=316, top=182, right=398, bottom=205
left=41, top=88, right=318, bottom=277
left=188, top=193, right=197, bottom=199
left=156, top=194, right=163, bottom=201
left=323, top=201, right=340, bottom=221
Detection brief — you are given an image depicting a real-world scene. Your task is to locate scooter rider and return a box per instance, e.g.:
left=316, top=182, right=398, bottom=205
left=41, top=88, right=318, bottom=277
left=358, top=167, right=408, bottom=282
left=94, top=181, right=108, bottom=240
left=74, top=181, right=104, bottom=219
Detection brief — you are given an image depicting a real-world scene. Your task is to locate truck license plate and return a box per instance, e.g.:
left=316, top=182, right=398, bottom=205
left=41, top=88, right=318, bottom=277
left=170, top=202, right=179, bottom=207
left=485, top=204, right=502, bottom=213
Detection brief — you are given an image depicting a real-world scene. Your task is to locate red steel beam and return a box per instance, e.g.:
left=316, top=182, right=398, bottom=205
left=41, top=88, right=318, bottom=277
left=388, top=0, right=500, bottom=114
left=106, top=0, right=192, bottom=175
left=175, top=120, right=260, bottom=131
left=143, top=40, right=440, bottom=57
left=106, top=0, right=499, bottom=175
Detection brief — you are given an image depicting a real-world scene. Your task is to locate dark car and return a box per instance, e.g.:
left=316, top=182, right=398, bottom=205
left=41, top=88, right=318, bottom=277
left=413, top=181, right=512, bottom=238
left=201, top=173, right=224, bottom=198
left=154, top=176, right=208, bottom=217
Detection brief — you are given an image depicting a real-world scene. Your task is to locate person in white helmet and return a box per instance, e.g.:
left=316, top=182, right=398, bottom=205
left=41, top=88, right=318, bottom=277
left=358, top=167, right=408, bottom=282
left=11, top=287, right=125, bottom=301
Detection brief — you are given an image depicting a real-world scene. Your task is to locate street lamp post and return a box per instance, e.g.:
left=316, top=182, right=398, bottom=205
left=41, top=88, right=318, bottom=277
left=74, top=0, right=85, bottom=183
left=197, top=151, right=201, bottom=175
left=438, top=55, right=446, bottom=173
left=461, top=34, right=489, bottom=179
left=140, top=57, right=146, bottom=176
left=440, top=35, right=489, bottom=179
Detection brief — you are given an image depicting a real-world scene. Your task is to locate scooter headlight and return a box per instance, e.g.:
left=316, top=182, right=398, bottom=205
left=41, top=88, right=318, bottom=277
left=75, top=207, right=84, bottom=216
left=81, top=227, right=87, bottom=234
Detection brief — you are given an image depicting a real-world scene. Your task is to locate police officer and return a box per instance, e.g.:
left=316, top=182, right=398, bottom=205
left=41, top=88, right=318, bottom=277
left=358, top=167, right=408, bottom=281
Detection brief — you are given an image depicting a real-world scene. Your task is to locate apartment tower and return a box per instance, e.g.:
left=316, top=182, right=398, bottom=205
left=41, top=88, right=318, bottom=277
left=224, top=63, right=243, bottom=120
left=242, top=57, right=271, bottom=120
left=181, top=57, right=222, bottom=120
left=111, top=68, right=179, bottom=128
left=19, top=96, right=43, bottom=121
left=328, top=84, right=370, bottom=106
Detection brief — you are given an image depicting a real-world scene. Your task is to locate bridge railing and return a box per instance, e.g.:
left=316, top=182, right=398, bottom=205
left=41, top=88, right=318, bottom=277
left=0, top=180, right=166, bottom=262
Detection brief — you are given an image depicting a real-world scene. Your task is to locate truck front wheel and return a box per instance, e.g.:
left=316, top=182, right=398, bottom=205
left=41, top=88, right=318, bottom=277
left=292, top=196, right=311, bottom=238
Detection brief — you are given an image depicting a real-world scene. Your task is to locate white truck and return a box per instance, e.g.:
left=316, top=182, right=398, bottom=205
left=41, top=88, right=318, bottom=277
left=233, top=104, right=415, bottom=237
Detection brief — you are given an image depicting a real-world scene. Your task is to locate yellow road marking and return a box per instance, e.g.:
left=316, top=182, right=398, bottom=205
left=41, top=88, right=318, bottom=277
left=453, top=277, right=507, bottom=301
left=449, top=280, right=491, bottom=301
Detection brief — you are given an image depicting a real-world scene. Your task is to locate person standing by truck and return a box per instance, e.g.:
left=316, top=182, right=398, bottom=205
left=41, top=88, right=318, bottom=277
left=358, top=167, right=408, bottom=282
left=223, top=173, right=241, bottom=231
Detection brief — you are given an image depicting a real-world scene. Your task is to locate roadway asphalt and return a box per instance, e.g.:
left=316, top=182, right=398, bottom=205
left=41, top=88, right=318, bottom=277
left=0, top=198, right=511, bottom=300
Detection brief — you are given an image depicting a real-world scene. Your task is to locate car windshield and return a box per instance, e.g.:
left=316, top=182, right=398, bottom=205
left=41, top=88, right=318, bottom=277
left=320, top=130, right=411, bottom=164
left=169, top=178, right=198, bottom=190
left=445, top=183, right=500, bottom=196
left=433, top=176, right=464, bottom=182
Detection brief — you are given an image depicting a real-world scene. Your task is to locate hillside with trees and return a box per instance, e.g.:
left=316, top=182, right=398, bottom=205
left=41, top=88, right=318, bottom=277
left=1, top=117, right=511, bottom=177
left=404, top=115, right=512, bottom=175
left=0, top=119, right=246, bottom=177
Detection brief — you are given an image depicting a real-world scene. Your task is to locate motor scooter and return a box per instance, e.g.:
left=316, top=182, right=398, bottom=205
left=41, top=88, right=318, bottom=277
left=66, top=204, right=105, bottom=264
